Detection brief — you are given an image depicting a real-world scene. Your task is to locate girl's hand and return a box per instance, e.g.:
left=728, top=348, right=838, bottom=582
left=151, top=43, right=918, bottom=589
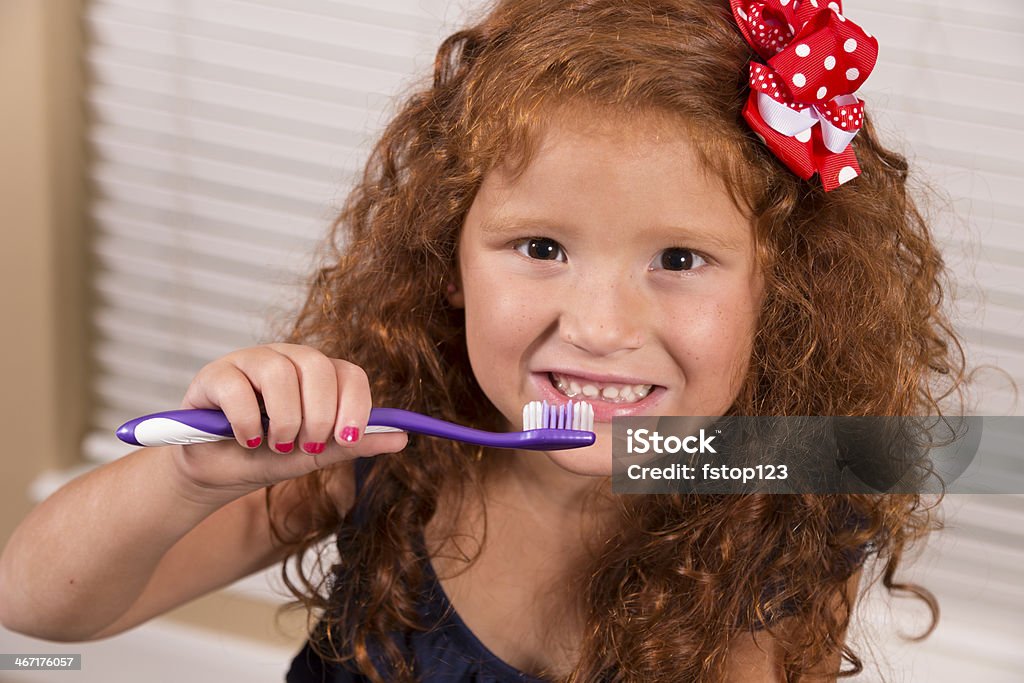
left=169, top=343, right=407, bottom=506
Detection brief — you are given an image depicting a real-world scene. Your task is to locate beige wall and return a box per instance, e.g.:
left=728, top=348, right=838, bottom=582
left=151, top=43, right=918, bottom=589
left=0, top=0, right=89, bottom=543
left=0, top=0, right=304, bottom=653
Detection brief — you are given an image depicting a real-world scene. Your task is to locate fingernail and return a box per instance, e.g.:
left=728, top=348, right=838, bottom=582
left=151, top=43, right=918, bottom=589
left=275, top=441, right=294, bottom=453
left=302, top=441, right=325, bottom=455
left=246, top=437, right=262, bottom=449
left=340, top=426, right=360, bottom=443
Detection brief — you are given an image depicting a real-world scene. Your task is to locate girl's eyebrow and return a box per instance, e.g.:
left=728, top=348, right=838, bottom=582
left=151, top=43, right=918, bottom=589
left=480, top=217, right=560, bottom=237
left=480, top=216, right=747, bottom=253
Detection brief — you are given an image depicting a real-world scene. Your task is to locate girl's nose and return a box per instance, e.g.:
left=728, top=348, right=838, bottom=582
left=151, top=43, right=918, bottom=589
left=558, top=276, right=647, bottom=357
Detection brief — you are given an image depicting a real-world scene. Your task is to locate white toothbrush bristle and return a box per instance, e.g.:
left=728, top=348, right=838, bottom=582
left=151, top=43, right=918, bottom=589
left=521, top=400, right=593, bottom=431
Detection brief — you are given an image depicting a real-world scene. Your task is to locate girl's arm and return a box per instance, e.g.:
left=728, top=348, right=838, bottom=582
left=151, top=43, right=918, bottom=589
left=0, top=344, right=402, bottom=642
left=88, top=455, right=356, bottom=641
left=0, top=445, right=250, bottom=641
left=0, top=446, right=351, bottom=642
left=725, top=569, right=863, bottom=682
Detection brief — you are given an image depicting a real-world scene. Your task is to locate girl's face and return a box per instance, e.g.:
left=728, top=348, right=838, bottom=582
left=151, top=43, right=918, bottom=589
left=452, top=112, right=763, bottom=477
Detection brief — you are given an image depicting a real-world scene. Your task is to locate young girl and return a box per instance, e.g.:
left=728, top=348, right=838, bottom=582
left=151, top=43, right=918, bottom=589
left=0, top=0, right=968, bottom=680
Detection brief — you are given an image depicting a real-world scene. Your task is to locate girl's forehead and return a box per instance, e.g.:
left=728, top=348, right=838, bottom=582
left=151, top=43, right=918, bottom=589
left=471, top=122, right=751, bottom=243
left=481, top=101, right=702, bottom=182
left=482, top=107, right=732, bottom=205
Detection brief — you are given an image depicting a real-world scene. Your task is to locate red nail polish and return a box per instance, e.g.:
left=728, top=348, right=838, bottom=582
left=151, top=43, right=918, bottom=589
left=246, top=437, right=262, bottom=448
left=275, top=442, right=294, bottom=453
left=302, top=442, right=325, bottom=455
left=340, top=426, right=360, bottom=443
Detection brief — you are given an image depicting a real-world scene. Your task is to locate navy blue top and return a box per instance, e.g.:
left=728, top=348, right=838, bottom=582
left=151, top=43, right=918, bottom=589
left=286, top=457, right=548, bottom=682
left=285, top=458, right=869, bottom=682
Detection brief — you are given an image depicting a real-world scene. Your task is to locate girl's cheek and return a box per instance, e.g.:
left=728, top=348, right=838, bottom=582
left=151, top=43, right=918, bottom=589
left=476, top=268, right=556, bottom=319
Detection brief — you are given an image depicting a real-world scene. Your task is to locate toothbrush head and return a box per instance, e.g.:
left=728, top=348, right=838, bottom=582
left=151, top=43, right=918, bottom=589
left=514, top=400, right=595, bottom=450
left=521, top=400, right=595, bottom=432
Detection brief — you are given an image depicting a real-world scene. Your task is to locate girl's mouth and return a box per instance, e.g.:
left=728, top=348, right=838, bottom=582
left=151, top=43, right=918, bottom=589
left=533, top=372, right=667, bottom=423
left=549, top=372, right=653, bottom=405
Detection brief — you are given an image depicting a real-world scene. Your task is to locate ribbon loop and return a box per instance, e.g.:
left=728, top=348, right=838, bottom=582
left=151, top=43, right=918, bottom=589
left=756, top=92, right=816, bottom=138
left=731, top=0, right=878, bottom=191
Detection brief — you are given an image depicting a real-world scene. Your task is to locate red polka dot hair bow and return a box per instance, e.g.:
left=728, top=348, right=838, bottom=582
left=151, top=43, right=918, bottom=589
left=729, top=0, right=878, bottom=191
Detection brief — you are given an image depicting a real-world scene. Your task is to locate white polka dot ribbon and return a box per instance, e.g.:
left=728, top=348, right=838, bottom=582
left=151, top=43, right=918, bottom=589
left=751, top=63, right=864, bottom=150
left=730, top=0, right=879, bottom=191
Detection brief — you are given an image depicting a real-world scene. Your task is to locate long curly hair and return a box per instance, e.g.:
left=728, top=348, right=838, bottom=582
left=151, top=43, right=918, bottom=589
left=265, top=1, right=971, bottom=680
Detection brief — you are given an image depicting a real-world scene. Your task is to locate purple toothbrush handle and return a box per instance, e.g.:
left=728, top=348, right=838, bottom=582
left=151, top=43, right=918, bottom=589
left=116, top=408, right=594, bottom=451
left=367, top=408, right=594, bottom=450
left=116, top=409, right=240, bottom=447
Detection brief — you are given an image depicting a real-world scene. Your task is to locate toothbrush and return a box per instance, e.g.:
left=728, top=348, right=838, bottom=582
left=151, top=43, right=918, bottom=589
left=116, top=400, right=595, bottom=451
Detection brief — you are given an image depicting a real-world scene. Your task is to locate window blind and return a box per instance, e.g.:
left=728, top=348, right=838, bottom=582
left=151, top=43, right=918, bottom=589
left=857, top=0, right=1024, bottom=418
left=77, top=0, right=452, bottom=464
left=36, top=0, right=1024, bottom=678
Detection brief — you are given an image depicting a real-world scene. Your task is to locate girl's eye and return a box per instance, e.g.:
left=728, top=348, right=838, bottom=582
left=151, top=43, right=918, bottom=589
left=514, top=237, right=565, bottom=262
left=654, top=248, right=708, bottom=272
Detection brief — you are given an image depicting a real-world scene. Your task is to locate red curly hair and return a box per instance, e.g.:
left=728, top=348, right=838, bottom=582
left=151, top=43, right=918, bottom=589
left=265, top=0, right=970, bottom=680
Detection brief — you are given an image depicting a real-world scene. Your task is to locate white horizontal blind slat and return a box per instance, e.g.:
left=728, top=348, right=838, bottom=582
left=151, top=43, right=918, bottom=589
left=86, top=44, right=396, bottom=116
left=91, top=174, right=336, bottom=243
left=88, top=88, right=363, bottom=168
left=85, top=3, right=423, bottom=91
left=91, top=130, right=335, bottom=205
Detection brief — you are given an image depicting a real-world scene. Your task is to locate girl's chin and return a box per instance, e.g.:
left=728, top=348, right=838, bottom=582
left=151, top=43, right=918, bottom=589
left=546, top=439, right=613, bottom=477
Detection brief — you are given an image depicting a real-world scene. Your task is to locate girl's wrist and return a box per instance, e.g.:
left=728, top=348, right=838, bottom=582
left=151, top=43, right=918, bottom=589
left=158, top=445, right=255, bottom=513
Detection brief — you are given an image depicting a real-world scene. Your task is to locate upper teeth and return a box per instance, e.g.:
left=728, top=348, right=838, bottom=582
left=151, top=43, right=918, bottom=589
left=551, top=373, right=653, bottom=404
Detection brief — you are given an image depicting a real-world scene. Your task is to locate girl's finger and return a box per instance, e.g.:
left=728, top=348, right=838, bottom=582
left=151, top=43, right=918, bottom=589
left=230, top=347, right=303, bottom=454
left=180, top=360, right=265, bottom=450
left=265, top=343, right=339, bottom=456
left=330, top=359, right=373, bottom=449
